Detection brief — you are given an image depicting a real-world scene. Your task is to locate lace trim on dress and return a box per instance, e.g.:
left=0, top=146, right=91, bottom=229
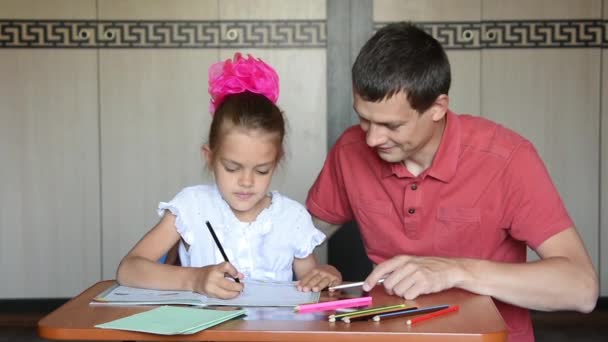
left=157, top=202, right=194, bottom=246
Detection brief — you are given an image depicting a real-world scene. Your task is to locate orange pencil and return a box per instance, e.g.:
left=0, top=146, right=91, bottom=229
left=405, top=305, right=459, bottom=325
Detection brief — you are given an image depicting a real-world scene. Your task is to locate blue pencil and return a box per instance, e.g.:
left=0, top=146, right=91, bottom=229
left=371, top=304, right=449, bottom=322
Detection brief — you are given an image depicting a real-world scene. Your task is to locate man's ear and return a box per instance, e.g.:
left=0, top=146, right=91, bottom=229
left=201, top=144, right=212, bottom=164
left=430, top=94, right=449, bottom=122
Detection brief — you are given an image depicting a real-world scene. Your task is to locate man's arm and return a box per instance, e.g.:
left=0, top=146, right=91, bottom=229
left=312, top=216, right=341, bottom=239
left=463, top=227, right=598, bottom=312
left=364, top=227, right=598, bottom=313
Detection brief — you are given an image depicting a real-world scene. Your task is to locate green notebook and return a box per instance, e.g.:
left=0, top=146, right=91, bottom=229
left=95, top=306, right=246, bottom=335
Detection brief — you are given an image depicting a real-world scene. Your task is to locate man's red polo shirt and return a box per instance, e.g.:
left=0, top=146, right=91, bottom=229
left=307, top=110, right=573, bottom=342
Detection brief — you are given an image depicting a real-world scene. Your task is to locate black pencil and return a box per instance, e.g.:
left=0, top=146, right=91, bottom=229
left=342, top=306, right=418, bottom=323
left=371, top=304, right=449, bottom=322
left=205, top=220, right=240, bottom=283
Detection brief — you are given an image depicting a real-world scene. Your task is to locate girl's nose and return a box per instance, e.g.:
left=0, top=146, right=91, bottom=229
left=238, top=171, right=254, bottom=187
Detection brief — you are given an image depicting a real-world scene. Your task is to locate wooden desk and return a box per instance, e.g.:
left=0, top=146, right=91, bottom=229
left=38, top=280, right=507, bottom=342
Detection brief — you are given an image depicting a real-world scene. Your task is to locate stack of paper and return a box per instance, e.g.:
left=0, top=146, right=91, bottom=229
left=95, top=306, right=246, bottom=335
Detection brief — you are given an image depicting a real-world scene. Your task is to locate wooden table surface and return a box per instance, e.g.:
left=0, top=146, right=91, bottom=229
left=38, top=280, right=507, bottom=342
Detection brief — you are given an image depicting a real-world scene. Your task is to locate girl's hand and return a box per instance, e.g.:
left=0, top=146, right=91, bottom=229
left=192, top=262, right=244, bottom=299
left=296, top=264, right=342, bottom=292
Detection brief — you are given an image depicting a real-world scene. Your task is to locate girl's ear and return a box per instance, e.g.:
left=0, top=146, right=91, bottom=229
left=201, top=144, right=213, bottom=164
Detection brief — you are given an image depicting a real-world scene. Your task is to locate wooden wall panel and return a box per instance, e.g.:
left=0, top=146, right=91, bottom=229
left=481, top=0, right=601, bottom=270
left=98, top=0, right=219, bottom=278
left=374, top=0, right=482, bottom=115
left=0, top=0, right=99, bottom=298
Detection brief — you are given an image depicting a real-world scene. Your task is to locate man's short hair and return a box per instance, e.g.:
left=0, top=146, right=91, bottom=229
left=352, top=22, right=451, bottom=113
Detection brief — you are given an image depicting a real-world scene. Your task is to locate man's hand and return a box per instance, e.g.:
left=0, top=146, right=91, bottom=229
left=363, top=255, right=465, bottom=300
left=192, top=262, right=244, bottom=299
left=296, top=264, right=343, bottom=292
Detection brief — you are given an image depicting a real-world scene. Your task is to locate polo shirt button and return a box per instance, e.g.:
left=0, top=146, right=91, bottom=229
left=411, top=183, right=418, bottom=190
left=408, top=208, right=415, bottom=214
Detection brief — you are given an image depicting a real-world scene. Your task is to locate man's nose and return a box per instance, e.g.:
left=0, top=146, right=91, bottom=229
left=365, top=124, right=385, bottom=147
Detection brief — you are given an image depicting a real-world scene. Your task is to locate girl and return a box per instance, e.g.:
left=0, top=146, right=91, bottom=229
left=116, top=53, right=342, bottom=299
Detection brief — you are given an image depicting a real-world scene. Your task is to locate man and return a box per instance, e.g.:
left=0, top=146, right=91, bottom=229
left=305, top=22, right=598, bottom=341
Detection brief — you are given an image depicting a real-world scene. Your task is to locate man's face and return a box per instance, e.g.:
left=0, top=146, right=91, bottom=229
left=353, top=92, right=440, bottom=164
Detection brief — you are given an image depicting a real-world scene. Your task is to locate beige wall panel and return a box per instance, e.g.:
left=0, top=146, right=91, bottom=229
left=481, top=50, right=600, bottom=269
left=0, top=0, right=95, bottom=19
left=373, top=1, right=482, bottom=115
left=219, top=0, right=325, bottom=20
left=482, top=0, right=601, bottom=20
left=215, top=49, right=327, bottom=205
left=98, top=0, right=218, bottom=20
left=100, top=51, right=217, bottom=278
left=374, top=0, right=481, bottom=21
left=0, top=51, right=100, bottom=297
left=447, top=52, right=481, bottom=115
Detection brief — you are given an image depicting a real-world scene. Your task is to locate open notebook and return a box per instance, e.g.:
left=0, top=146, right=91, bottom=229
left=95, top=306, right=246, bottom=335
left=92, top=280, right=320, bottom=307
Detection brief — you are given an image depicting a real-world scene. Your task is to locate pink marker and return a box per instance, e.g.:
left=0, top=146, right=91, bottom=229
left=295, top=296, right=372, bottom=313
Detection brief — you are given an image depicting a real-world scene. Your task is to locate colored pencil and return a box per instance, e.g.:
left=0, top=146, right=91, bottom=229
left=328, top=278, right=385, bottom=291
left=342, top=306, right=418, bottom=323
left=295, top=296, right=372, bottom=313
left=371, top=304, right=450, bottom=322
left=205, top=221, right=240, bottom=283
left=406, top=305, right=459, bottom=325
left=328, top=303, right=408, bottom=320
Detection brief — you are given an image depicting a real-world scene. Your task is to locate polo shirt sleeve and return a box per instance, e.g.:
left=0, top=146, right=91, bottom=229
left=503, top=142, right=574, bottom=249
left=306, top=142, right=354, bottom=225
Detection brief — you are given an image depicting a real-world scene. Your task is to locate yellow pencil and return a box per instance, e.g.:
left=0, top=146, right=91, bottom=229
left=328, top=303, right=407, bottom=320
left=342, top=306, right=418, bottom=323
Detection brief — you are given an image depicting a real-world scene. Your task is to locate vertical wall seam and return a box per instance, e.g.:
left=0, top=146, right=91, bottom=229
left=95, top=0, right=103, bottom=280
left=598, top=0, right=604, bottom=296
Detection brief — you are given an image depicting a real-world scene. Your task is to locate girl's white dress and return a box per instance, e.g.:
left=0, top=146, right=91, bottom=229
left=158, top=184, right=326, bottom=282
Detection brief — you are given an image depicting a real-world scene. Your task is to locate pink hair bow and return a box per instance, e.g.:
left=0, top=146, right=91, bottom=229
left=208, top=53, right=280, bottom=113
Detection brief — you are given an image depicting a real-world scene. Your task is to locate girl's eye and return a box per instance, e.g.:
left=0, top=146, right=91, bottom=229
left=224, top=166, right=238, bottom=172
left=256, top=170, right=270, bottom=175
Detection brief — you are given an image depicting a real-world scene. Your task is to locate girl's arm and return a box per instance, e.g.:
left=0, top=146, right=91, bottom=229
left=293, top=254, right=342, bottom=292
left=116, top=212, right=243, bottom=298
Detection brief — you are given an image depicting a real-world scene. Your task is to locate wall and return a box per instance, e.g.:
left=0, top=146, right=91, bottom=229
left=0, top=0, right=606, bottom=298
left=0, top=0, right=326, bottom=297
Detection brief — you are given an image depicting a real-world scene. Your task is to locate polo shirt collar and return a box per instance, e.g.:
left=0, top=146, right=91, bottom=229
left=381, top=110, right=461, bottom=182
left=427, top=110, right=460, bottom=182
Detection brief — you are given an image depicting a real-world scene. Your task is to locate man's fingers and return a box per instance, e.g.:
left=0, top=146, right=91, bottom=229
left=364, top=256, right=411, bottom=291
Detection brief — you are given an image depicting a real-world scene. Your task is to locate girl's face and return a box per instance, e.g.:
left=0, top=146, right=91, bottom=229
left=204, top=127, right=279, bottom=222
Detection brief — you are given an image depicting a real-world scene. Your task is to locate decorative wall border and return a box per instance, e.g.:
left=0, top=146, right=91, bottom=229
left=0, top=20, right=326, bottom=48
left=376, top=20, right=605, bottom=49
left=0, top=19, right=606, bottom=49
